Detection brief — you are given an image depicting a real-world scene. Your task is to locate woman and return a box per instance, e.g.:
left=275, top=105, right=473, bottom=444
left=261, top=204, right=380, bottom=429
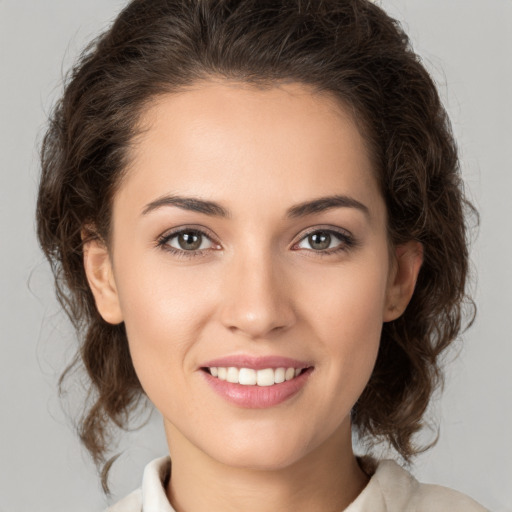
left=36, top=0, right=487, bottom=510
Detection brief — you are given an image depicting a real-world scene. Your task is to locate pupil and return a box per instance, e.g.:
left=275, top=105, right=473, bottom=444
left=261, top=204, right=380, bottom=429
left=309, top=232, right=331, bottom=250
left=179, top=232, right=201, bottom=250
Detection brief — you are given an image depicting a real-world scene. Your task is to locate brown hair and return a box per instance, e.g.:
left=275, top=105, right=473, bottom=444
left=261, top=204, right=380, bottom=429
left=37, top=0, right=475, bottom=491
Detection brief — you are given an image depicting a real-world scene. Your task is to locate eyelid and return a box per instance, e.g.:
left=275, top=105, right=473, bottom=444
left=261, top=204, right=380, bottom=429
left=298, top=224, right=352, bottom=237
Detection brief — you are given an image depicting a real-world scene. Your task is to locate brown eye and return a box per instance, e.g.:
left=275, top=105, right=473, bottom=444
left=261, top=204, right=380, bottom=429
left=177, top=231, right=203, bottom=250
left=163, top=229, right=214, bottom=252
left=307, top=232, right=331, bottom=250
left=295, top=229, right=354, bottom=253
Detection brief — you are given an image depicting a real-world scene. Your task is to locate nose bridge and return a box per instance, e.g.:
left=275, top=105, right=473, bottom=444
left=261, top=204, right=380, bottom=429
left=219, top=242, right=295, bottom=339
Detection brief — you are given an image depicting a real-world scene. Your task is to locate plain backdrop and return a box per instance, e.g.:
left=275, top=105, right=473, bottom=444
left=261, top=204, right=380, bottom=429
left=1, top=1, right=511, bottom=510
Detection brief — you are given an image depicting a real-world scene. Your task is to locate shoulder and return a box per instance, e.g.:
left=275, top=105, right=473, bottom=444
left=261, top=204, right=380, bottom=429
left=411, top=481, right=489, bottom=511
left=347, top=459, right=488, bottom=512
left=373, top=460, right=489, bottom=512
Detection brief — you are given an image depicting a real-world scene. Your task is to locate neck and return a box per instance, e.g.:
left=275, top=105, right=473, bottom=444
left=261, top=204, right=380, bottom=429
left=164, top=421, right=369, bottom=512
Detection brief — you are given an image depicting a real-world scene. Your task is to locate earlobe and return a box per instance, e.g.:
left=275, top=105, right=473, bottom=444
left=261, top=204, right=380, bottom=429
left=383, top=241, right=423, bottom=322
left=82, top=236, right=123, bottom=325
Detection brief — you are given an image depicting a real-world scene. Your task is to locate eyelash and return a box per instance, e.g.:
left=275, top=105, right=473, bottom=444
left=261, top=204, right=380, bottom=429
left=156, top=226, right=356, bottom=260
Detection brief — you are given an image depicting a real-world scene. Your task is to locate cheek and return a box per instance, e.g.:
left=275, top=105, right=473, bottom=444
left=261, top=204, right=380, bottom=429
left=297, top=255, right=389, bottom=395
left=112, top=251, right=217, bottom=397
left=300, top=254, right=389, bottom=341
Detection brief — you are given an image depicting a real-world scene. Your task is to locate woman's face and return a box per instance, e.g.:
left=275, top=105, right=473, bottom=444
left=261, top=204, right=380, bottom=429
left=88, top=81, right=417, bottom=470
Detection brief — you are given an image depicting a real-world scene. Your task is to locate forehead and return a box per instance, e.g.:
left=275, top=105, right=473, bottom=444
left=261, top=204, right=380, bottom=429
left=131, top=80, right=370, bottom=164
left=118, top=80, right=382, bottom=223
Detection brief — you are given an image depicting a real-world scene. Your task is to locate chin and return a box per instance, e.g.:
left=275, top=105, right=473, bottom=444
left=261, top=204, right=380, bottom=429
left=201, top=424, right=319, bottom=472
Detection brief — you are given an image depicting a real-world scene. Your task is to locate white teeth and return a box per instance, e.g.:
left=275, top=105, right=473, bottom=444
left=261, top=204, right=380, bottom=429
left=226, top=367, right=239, bottom=383
left=274, top=367, right=285, bottom=384
left=256, top=368, right=275, bottom=386
left=285, top=367, right=295, bottom=381
left=238, top=368, right=257, bottom=385
left=208, top=366, right=305, bottom=386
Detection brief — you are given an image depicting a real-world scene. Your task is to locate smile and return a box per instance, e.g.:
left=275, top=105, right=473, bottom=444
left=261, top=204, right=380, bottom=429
left=201, top=364, right=314, bottom=408
left=205, top=366, right=307, bottom=386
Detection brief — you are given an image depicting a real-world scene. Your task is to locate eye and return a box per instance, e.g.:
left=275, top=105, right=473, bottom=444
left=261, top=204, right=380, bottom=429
left=167, top=230, right=212, bottom=251
left=294, top=229, right=354, bottom=253
left=157, top=228, right=219, bottom=256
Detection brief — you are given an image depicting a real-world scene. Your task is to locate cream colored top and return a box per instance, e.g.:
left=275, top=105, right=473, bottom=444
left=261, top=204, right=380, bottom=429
left=106, top=456, right=488, bottom=512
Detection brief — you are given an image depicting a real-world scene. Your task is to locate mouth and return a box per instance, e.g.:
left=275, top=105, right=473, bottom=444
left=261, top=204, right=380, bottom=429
left=201, top=366, right=311, bottom=386
left=199, top=355, right=314, bottom=408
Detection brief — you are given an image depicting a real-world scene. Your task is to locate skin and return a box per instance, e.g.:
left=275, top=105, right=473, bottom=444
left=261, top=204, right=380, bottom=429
left=84, top=80, right=422, bottom=512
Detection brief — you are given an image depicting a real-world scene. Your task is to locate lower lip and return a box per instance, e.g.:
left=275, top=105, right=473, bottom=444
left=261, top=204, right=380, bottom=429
left=201, top=368, right=313, bottom=409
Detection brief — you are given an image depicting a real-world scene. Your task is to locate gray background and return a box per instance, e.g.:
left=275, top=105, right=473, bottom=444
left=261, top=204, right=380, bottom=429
left=1, top=1, right=511, bottom=510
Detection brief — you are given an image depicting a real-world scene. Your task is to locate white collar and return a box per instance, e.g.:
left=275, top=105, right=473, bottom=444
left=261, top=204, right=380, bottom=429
left=137, top=456, right=414, bottom=512
left=107, top=455, right=485, bottom=511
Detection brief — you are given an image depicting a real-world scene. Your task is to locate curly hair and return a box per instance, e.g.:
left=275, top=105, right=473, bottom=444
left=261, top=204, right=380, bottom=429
left=36, top=0, right=475, bottom=492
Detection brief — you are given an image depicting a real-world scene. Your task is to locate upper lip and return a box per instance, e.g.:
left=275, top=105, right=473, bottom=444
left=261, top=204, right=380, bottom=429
left=200, top=355, right=312, bottom=370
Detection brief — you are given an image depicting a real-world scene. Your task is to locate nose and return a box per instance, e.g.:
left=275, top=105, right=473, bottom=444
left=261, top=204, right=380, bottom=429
left=219, top=251, right=297, bottom=340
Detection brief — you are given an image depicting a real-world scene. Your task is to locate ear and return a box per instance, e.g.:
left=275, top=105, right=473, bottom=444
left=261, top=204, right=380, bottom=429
left=82, top=235, right=123, bottom=325
left=383, top=241, right=423, bottom=322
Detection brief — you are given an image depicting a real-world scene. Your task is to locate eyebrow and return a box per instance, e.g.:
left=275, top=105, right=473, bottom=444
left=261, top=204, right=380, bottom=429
left=141, top=194, right=369, bottom=219
left=286, top=195, right=369, bottom=219
left=142, top=195, right=230, bottom=218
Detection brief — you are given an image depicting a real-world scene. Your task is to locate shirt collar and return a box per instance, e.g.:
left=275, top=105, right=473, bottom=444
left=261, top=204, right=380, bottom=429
left=142, top=456, right=175, bottom=512
left=140, top=456, right=415, bottom=512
